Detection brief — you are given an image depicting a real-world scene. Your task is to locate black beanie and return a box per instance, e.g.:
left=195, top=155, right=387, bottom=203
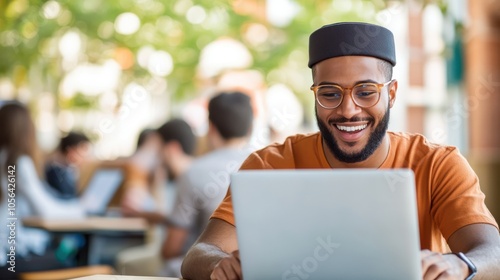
left=308, top=22, right=396, bottom=68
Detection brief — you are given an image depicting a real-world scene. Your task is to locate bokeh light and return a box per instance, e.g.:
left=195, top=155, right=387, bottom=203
left=186, top=5, right=207, bottom=24
left=58, top=31, right=81, bottom=60
left=243, top=23, right=269, bottom=47
left=198, top=38, right=253, bottom=78
left=42, top=0, right=61, bottom=19
left=147, top=50, right=174, bottom=77
left=114, top=12, right=141, bottom=35
left=60, top=60, right=121, bottom=98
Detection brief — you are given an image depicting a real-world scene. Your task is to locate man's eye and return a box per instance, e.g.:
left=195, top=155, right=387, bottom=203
left=356, top=91, right=376, bottom=98
left=320, top=92, right=342, bottom=99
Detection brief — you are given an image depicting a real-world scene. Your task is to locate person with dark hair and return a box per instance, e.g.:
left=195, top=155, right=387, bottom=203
left=160, top=91, right=254, bottom=277
left=157, top=119, right=197, bottom=156
left=45, top=132, right=92, bottom=198
left=157, top=118, right=197, bottom=180
left=181, top=22, right=500, bottom=280
left=136, top=128, right=158, bottom=149
left=120, top=128, right=164, bottom=218
left=208, top=91, right=254, bottom=141
left=120, top=119, right=197, bottom=219
left=114, top=122, right=196, bottom=275
left=0, top=102, right=84, bottom=279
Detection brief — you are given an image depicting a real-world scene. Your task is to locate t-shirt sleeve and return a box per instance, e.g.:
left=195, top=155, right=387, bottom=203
left=431, top=148, right=499, bottom=240
left=210, top=152, right=269, bottom=225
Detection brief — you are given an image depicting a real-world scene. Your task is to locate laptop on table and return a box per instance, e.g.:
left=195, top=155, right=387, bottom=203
left=230, top=169, right=421, bottom=280
left=79, top=168, right=123, bottom=216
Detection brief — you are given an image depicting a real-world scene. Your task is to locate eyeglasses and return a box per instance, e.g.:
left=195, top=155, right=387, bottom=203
left=310, top=80, right=394, bottom=109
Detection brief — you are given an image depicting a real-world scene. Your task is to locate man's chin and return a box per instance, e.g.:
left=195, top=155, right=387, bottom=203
left=342, top=141, right=358, bottom=148
left=338, top=147, right=364, bottom=157
left=330, top=137, right=369, bottom=161
left=333, top=135, right=365, bottom=149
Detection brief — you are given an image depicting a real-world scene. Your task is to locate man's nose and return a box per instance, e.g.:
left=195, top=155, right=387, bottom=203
left=336, top=92, right=362, bottom=119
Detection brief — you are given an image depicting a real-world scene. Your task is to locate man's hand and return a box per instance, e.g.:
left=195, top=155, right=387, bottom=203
left=210, top=250, right=242, bottom=280
left=421, top=250, right=469, bottom=280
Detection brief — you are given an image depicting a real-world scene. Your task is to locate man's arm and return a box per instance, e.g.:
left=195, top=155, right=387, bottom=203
left=162, top=226, right=189, bottom=259
left=448, top=223, right=500, bottom=279
left=181, top=218, right=240, bottom=280
left=421, top=223, right=500, bottom=280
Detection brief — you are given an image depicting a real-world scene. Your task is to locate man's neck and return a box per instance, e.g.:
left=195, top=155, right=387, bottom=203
left=323, top=134, right=391, bottom=169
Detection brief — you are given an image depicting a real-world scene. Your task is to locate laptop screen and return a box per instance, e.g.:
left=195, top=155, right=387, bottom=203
left=231, top=169, right=421, bottom=280
left=79, top=168, right=123, bottom=215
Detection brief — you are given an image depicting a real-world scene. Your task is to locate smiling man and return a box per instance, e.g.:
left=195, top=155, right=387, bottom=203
left=181, top=22, right=500, bottom=280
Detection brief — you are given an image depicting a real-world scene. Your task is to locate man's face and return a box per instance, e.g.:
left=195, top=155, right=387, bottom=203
left=313, top=56, right=396, bottom=163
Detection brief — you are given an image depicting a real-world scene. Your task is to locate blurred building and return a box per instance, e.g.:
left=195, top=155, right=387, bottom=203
left=466, top=0, right=500, bottom=221
left=403, top=0, right=500, bottom=220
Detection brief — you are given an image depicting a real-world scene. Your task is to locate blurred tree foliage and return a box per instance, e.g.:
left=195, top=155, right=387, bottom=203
left=0, top=0, right=399, bottom=110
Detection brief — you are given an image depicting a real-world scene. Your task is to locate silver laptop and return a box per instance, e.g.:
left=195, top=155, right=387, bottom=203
left=230, top=169, right=421, bottom=280
left=80, top=168, right=123, bottom=215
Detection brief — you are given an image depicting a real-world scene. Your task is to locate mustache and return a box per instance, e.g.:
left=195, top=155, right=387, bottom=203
left=328, top=117, right=373, bottom=123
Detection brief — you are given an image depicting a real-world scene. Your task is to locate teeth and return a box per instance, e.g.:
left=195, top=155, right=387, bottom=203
left=336, top=124, right=367, bottom=132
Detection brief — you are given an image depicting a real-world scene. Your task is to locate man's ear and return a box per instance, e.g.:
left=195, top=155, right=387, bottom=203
left=388, top=79, right=398, bottom=108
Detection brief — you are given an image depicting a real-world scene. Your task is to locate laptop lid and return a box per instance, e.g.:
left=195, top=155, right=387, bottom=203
left=80, top=168, right=123, bottom=215
left=231, top=169, right=421, bottom=280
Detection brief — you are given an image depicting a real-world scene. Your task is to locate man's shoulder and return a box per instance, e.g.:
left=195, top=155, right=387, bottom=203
left=280, top=132, right=321, bottom=145
left=254, top=132, right=319, bottom=155
left=388, top=131, right=458, bottom=157
left=243, top=132, right=322, bottom=169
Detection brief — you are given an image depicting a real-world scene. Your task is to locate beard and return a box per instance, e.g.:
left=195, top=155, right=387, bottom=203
left=316, top=106, right=390, bottom=164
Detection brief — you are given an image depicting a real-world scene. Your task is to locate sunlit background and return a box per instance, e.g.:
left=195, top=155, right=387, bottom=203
left=1, top=0, right=470, bottom=160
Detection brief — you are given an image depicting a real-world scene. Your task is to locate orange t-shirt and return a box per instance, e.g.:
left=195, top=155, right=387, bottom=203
left=211, top=132, right=499, bottom=252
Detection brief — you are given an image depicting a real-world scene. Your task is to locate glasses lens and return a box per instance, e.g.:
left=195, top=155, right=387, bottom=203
left=352, top=83, right=379, bottom=107
left=316, top=85, right=343, bottom=108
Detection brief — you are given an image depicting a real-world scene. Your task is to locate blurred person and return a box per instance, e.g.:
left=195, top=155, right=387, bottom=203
left=45, top=132, right=92, bottom=198
left=157, top=119, right=197, bottom=182
left=160, top=91, right=254, bottom=277
left=114, top=125, right=194, bottom=276
left=0, top=102, right=85, bottom=279
left=121, top=129, right=165, bottom=219
left=181, top=22, right=500, bottom=280
left=121, top=119, right=197, bottom=223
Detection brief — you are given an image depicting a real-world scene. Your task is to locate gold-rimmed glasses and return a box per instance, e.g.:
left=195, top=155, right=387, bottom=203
left=311, top=80, right=394, bottom=109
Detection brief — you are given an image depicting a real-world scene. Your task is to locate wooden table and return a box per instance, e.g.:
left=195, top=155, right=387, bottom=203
left=23, top=217, right=148, bottom=265
left=70, top=275, right=181, bottom=280
left=23, top=216, right=148, bottom=232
